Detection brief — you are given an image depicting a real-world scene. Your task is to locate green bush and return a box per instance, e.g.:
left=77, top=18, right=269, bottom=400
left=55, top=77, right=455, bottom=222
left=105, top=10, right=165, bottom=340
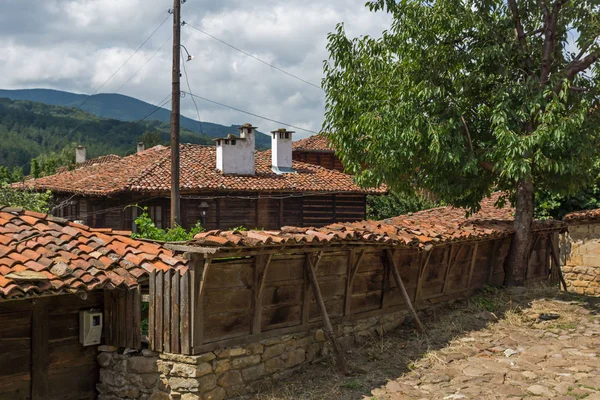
left=130, top=207, right=204, bottom=241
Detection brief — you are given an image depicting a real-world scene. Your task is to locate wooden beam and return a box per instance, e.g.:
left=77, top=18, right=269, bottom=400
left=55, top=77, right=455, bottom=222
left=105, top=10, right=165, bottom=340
left=164, top=271, right=172, bottom=353
left=132, top=286, right=142, bottom=350
left=31, top=303, right=49, bottom=400
left=386, top=249, right=426, bottom=335
left=344, top=249, right=366, bottom=316
left=415, top=250, right=433, bottom=302
left=164, top=244, right=220, bottom=254
left=171, top=272, right=181, bottom=353
left=180, top=269, right=191, bottom=355
left=148, top=270, right=156, bottom=350
left=155, top=271, right=164, bottom=352
left=466, top=243, right=479, bottom=289
left=441, top=245, right=460, bottom=295
left=306, top=251, right=350, bottom=375
left=547, top=236, right=568, bottom=292
left=525, top=234, right=542, bottom=280
left=253, top=254, right=273, bottom=335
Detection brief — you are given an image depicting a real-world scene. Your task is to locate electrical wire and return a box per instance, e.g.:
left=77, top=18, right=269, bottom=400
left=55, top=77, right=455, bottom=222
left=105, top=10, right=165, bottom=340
left=180, top=51, right=205, bottom=136
left=183, top=22, right=323, bottom=91
left=181, top=91, right=320, bottom=134
left=134, top=93, right=172, bottom=124
left=115, top=33, right=173, bottom=94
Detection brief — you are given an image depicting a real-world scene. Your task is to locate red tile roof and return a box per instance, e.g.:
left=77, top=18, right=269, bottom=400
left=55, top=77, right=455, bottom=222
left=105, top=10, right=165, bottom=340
left=292, top=134, right=334, bottom=152
left=563, top=208, right=600, bottom=223
left=0, top=206, right=187, bottom=300
left=189, top=194, right=565, bottom=250
left=55, top=154, right=122, bottom=174
left=19, top=144, right=383, bottom=195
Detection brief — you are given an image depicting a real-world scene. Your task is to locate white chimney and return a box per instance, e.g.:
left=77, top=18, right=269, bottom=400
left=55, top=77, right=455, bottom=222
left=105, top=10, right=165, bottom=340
left=76, top=145, right=87, bottom=164
left=215, top=123, right=256, bottom=175
left=137, top=142, right=145, bottom=153
left=271, top=128, right=295, bottom=174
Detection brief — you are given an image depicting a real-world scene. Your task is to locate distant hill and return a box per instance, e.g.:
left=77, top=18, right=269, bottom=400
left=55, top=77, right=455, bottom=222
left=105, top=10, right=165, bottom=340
left=0, top=88, right=271, bottom=148
left=0, top=98, right=213, bottom=173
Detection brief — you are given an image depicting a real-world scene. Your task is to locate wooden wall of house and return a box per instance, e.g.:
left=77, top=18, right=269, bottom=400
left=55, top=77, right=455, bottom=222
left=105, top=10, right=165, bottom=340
left=0, top=292, right=104, bottom=400
left=293, top=151, right=344, bottom=172
left=63, top=192, right=366, bottom=232
left=150, top=230, right=556, bottom=355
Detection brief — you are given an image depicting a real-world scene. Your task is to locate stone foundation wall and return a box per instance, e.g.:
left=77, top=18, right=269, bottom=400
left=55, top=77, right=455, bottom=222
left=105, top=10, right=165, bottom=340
left=97, top=310, right=408, bottom=400
left=561, top=223, right=600, bottom=295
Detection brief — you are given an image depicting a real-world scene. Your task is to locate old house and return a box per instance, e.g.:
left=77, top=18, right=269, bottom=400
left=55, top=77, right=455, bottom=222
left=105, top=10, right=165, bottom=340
left=292, top=133, right=344, bottom=172
left=19, top=125, right=384, bottom=231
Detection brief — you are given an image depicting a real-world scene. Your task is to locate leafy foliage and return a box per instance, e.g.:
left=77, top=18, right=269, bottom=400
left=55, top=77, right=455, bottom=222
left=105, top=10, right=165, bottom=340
left=0, top=165, right=52, bottom=212
left=367, top=191, right=440, bottom=220
left=30, top=143, right=77, bottom=178
left=130, top=207, right=205, bottom=242
left=323, top=0, right=600, bottom=212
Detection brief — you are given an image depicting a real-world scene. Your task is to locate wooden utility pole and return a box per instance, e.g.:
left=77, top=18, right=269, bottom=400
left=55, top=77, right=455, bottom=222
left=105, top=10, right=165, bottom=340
left=170, top=0, right=182, bottom=228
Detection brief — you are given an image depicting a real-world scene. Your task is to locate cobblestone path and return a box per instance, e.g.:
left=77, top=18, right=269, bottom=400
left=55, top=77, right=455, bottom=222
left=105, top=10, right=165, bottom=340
left=370, top=294, right=600, bottom=400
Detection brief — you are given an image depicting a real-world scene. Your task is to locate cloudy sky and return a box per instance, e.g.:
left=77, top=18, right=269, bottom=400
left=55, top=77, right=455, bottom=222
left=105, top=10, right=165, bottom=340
left=0, top=0, right=392, bottom=139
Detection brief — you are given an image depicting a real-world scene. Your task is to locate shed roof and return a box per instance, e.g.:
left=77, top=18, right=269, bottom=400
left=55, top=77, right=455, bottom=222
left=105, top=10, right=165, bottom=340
left=563, top=208, right=600, bottom=224
left=18, top=144, right=383, bottom=196
left=0, top=206, right=187, bottom=300
left=189, top=194, right=565, bottom=250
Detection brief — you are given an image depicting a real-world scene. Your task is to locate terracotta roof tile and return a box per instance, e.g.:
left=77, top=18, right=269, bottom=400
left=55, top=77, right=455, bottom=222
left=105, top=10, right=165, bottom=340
left=564, top=208, right=600, bottom=223
left=292, top=134, right=334, bottom=152
left=188, top=193, right=565, bottom=250
left=0, top=206, right=188, bottom=300
left=18, top=144, right=383, bottom=195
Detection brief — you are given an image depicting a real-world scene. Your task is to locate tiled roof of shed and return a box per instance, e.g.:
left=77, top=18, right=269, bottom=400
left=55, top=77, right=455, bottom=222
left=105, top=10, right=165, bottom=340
left=18, top=144, right=383, bottom=195
left=292, top=134, right=334, bottom=152
left=190, top=194, right=565, bottom=250
left=55, top=154, right=122, bottom=174
left=0, top=206, right=187, bottom=300
left=563, top=208, right=600, bottom=223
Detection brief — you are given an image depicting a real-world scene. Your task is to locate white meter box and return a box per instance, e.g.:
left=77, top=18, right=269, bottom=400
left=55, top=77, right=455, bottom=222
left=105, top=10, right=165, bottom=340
left=79, top=310, right=103, bottom=346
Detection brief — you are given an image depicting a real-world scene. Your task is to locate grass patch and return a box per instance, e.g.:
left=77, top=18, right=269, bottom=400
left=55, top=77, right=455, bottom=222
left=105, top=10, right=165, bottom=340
left=341, top=379, right=363, bottom=390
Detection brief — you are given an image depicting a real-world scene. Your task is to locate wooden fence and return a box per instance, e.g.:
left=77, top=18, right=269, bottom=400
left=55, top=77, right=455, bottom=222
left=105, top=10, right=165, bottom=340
left=141, top=230, right=556, bottom=355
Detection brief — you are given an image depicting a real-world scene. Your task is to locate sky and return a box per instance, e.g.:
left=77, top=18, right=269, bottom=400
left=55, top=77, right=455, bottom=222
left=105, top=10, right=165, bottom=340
left=0, top=0, right=392, bottom=139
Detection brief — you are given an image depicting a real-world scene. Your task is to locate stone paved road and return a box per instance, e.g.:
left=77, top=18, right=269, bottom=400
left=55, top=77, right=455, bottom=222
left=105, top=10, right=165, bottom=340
left=370, top=295, right=600, bottom=400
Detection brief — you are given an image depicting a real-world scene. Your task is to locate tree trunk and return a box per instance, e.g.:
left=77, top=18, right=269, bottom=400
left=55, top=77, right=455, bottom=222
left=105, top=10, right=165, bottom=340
left=505, top=176, right=535, bottom=286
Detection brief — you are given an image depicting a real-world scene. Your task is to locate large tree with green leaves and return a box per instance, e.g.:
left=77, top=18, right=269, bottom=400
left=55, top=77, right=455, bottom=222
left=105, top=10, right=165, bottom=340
left=323, top=0, right=600, bottom=285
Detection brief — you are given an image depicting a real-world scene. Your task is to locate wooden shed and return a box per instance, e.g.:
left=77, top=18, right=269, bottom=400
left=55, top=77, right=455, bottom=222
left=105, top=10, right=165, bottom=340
left=0, top=206, right=187, bottom=399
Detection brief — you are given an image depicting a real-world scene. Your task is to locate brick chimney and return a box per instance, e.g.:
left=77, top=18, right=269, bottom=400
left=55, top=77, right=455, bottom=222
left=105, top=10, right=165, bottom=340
left=271, top=128, right=295, bottom=174
left=76, top=145, right=87, bottom=164
left=137, top=142, right=145, bottom=153
left=214, top=123, right=256, bottom=175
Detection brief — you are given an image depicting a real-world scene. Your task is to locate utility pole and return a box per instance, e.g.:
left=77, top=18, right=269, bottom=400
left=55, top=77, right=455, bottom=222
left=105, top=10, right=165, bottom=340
left=170, top=0, right=181, bottom=228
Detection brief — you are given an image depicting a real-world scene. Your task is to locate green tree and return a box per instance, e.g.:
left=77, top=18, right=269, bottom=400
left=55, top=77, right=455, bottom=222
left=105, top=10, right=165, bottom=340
left=367, top=191, right=440, bottom=220
left=140, top=130, right=165, bottom=148
left=323, top=0, right=600, bottom=286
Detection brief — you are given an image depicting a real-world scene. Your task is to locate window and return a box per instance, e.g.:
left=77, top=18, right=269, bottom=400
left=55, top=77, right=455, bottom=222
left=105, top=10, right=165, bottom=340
left=148, top=205, right=163, bottom=229
left=57, top=201, right=78, bottom=220
left=231, top=140, right=236, bottom=145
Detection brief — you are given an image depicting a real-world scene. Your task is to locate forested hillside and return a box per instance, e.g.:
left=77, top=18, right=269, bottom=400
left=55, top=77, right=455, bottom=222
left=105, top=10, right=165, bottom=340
left=0, top=98, right=211, bottom=173
left=0, top=88, right=271, bottom=148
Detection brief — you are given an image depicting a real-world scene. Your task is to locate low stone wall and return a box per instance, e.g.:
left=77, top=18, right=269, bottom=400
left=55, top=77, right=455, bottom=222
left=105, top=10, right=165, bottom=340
left=97, top=310, right=408, bottom=400
left=561, top=222, right=600, bottom=295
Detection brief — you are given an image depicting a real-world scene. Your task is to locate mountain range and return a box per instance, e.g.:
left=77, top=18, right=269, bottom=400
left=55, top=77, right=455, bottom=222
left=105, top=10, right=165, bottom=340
left=0, top=88, right=271, bottom=148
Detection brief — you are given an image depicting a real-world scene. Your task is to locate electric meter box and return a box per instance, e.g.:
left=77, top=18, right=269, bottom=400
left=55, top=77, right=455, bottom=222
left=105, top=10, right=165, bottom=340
left=79, top=310, right=103, bottom=346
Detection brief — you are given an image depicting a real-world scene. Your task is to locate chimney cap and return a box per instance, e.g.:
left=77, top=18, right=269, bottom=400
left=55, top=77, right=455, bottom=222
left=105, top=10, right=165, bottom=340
left=239, top=123, right=257, bottom=130
left=271, top=128, right=295, bottom=134
left=77, top=145, right=86, bottom=149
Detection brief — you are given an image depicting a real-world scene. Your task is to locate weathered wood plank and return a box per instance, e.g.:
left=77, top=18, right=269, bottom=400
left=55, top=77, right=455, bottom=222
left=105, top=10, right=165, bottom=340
left=180, top=270, right=191, bottom=355
left=171, top=272, right=181, bottom=354
left=386, top=249, right=425, bottom=334
left=126, top=288, right=134, bottom=349
left=132, top=286, right=142, bottom=349
left=344, top=249, right=365, bottom=316
left=466, top=244, right=479, bottom=289
left=252, top=254, right=273, bottom=335
left=164, top=271, right=172, bottom=353
left=415, top=250, right=433, bottom=301
left=547, top=235, right=568, bottom=292
left=155, top=270, right=164, bottom=352
left=149, top=270, right=156, bottom=350
left=306, top=252, right=349, bottom=375
left=31, top=304, right=49, bottom=400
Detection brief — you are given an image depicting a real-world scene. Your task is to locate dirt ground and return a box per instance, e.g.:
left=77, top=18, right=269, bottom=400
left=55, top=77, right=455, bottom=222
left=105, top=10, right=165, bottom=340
left=239, top=285, right=600, bottom=400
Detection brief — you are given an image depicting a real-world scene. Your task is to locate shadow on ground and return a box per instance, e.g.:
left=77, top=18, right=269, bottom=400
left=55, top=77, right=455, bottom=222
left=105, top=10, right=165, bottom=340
left=237, top=284, right=600, bottom=400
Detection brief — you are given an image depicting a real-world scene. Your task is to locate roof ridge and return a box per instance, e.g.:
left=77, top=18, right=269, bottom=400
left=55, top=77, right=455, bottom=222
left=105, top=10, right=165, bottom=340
left=124, top=146, right=173, bottom=190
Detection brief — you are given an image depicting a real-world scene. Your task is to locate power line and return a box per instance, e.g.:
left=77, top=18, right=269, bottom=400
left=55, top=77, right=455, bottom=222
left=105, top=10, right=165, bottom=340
left=115, top=33, right=173, bottom=94
left=135, top=93, right=172, bottom=124
left=180, top=51, right=204, bottom=135
left=183, top=22, right=323, bottom=91
left=16, top=12, right=172, bottom=172
left=181, top=91, right=320, bottom=134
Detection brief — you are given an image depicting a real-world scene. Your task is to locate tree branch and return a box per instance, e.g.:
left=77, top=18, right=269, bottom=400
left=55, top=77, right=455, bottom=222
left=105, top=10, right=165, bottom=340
left=539, top=1, right=568, bottom=84
left=460, top=115, right=474, bottom=154
left=507, top=0, right=528, bottom=50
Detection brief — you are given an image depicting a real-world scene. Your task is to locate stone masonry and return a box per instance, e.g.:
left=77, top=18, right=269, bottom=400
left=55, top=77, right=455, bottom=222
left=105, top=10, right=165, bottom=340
left=561, top=222, right=600, bottom=295
left=97, top=310, right=408, bottom=400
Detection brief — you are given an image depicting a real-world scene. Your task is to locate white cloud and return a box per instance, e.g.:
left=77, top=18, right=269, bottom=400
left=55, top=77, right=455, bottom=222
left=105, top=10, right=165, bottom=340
left=0, top=0, right=392, bottom=139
